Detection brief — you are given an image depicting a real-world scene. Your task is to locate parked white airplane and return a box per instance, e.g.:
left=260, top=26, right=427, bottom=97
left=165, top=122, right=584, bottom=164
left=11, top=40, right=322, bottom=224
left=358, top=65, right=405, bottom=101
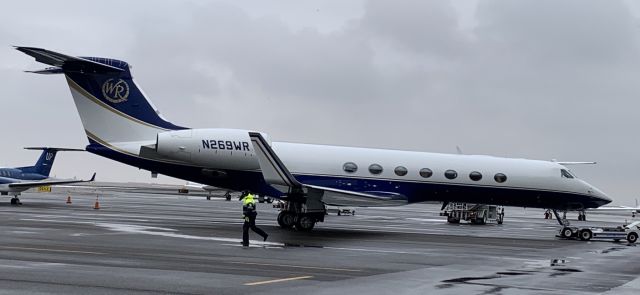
left=18, top=47, right=611, bottom=231
left=594, top=199, right=640, bottom=217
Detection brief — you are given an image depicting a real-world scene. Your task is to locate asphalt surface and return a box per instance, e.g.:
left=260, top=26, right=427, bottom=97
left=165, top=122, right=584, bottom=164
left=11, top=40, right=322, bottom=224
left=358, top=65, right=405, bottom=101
left=1, top=187, right=639, bottom=295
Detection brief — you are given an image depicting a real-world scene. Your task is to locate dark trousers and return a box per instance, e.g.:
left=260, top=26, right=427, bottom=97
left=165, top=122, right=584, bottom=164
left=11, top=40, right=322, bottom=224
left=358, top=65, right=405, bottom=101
left=243, top=216, right=267, bottom=246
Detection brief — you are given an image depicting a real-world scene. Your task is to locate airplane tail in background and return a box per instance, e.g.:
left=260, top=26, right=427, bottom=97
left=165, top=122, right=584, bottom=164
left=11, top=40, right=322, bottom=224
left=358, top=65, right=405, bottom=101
left=18, top=147, right=83, bottom=177
left=16, top=47, right=185, bottom=146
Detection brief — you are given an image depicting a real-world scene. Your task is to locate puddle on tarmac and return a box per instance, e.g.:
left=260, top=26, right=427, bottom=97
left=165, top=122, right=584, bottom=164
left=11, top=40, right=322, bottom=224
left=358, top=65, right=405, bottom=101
left=436, top=270, right=531, bottom=289
left=439, top=258, right=585, bottom=289
left=282, top=243, right=325, bottom=249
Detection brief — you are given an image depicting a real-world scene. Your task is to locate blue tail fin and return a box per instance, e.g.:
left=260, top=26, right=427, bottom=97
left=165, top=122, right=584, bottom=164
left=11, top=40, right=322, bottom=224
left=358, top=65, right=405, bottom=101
left=18, top=148, right=58, bottom=177
left=16, top=47, right=186, bottom=144
left=18, top=148, right=85, bottom=177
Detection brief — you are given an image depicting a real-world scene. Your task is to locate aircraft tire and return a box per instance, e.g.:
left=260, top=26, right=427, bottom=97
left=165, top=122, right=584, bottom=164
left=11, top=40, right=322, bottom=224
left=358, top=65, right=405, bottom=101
left=295, top=215, right=315, bottom=231
left=277, top=211, right=295, bottom=229
left=561, top=227, right=573, bottom=238
left=447, top=216, right=460, bottom=224
left=627, top=232, right=638, bottom=243
left=579, top=229, right=592, bottom=241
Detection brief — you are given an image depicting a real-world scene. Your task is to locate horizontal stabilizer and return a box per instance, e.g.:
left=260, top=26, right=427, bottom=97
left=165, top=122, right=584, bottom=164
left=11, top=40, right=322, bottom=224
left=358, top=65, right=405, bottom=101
left=16, top=46, right=124, bottom=73
left=24, top=147, right=85, bottom=152
left=25, top=67, right=64, bottom=74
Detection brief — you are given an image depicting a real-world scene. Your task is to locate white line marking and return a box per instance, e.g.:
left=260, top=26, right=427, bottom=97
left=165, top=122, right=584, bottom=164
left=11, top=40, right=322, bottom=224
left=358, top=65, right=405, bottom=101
left=0, top=246, right=105, bottom=255
left=244, top=275, right=313, bottom=286
left=96, top=223, right=284, bottom=246
left=228, top=261, right=361, bottom=272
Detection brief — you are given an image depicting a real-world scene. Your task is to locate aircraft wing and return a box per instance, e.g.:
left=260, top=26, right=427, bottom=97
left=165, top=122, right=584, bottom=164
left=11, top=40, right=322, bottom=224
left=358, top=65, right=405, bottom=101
left=249, top=132, right=407, bottom=207
left=590, top=206, right=640, bottom=213
left=555, top=161, right=597, bottom=165
left=8, top=173, right=96, bottom=189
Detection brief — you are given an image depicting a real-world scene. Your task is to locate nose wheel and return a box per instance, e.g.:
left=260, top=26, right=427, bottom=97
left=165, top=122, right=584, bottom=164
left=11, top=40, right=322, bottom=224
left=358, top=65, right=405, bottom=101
left=577, top=211, right=587, bottom=221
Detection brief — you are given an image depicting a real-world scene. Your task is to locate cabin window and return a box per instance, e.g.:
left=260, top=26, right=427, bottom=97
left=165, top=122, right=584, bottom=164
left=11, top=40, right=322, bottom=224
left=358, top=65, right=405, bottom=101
left=369, top=164, right=383, bottom=175
left=469, top=171, right=482, bottom=181
left=561, top=169, right=574, bottom=179
left=444, top=170, right=458, bottom=179
left=494, top=173, right=507, bottom=183
left=343, top=162, right=358, bottom=173
left=419, top=168, right=433, bottom=178
left=394, top=166, right=408, bottom=176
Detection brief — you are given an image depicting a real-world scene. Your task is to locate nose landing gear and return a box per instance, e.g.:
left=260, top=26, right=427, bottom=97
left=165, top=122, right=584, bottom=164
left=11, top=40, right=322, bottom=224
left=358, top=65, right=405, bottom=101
left=577, top=211, right=587, bottom=221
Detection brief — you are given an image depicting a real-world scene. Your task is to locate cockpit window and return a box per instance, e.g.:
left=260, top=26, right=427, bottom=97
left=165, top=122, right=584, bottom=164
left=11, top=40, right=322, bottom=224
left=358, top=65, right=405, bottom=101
left=561, top=169, right=574, bottom=179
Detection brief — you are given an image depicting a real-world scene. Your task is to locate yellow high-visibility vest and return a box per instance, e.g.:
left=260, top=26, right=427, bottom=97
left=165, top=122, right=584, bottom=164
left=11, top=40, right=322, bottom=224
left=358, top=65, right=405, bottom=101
left=243, top=194, right=255, bottom=205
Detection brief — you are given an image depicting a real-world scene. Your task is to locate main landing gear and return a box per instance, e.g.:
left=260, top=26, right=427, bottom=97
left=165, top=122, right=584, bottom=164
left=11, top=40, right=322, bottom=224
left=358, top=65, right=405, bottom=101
left=276, top=200, right=325, bottom=232
left=10, top=196, right=22, bottom=205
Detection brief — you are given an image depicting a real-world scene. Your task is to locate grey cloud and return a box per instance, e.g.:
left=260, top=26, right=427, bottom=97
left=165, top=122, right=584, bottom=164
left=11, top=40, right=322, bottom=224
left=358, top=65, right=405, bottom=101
left=476, top=0, right=639, bottom=64
left=361, top=0, right=467, bottom=57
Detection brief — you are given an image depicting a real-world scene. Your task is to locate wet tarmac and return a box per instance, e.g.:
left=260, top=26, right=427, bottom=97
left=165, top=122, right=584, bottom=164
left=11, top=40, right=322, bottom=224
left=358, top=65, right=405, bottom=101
left=1, top=187, right=639, bottom=294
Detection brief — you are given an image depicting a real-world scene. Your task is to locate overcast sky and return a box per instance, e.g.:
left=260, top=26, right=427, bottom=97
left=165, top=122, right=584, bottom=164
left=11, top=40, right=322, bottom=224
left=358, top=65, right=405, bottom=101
left=1, top=0, right=639, bottom=205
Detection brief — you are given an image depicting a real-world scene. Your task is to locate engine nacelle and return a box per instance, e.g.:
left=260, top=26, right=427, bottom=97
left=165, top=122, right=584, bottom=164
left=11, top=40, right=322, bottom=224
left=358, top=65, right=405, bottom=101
left=155, top=128, right=269, bottom=171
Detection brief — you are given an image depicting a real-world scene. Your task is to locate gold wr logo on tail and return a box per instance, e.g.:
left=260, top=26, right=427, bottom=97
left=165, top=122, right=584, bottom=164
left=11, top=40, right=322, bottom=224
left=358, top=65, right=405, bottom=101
left=102, top=78, right=130, bottom=103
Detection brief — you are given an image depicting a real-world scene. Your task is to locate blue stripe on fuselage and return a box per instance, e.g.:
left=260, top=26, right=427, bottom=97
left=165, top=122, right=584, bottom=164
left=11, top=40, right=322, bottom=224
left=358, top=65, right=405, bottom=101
left=84, top=140, right=607, bottom=210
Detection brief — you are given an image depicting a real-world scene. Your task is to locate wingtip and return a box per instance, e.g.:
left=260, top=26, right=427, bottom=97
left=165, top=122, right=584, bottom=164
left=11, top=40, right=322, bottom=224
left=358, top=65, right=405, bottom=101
left=90, top=172, right=96, bottom=182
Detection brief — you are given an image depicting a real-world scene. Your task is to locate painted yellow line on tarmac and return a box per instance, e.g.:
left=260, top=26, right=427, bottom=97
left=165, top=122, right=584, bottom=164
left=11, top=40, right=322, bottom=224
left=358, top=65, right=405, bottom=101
left=244, top=275, right=314, bottom=286
left=0, top=246, right=105, bottom=255
left=228, top=261, right=361, bottom=272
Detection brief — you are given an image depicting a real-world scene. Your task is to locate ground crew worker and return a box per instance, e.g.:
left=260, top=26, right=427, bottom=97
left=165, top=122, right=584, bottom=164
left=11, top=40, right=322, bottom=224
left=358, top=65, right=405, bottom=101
left=240, top=191, right=268, bottom=247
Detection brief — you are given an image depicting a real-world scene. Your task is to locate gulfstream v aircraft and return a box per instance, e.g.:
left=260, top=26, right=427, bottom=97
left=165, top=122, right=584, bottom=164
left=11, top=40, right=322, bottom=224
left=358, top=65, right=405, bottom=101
left=18, top=47, right=611, bottom=230
left=0, top=147, right=95, bottom=204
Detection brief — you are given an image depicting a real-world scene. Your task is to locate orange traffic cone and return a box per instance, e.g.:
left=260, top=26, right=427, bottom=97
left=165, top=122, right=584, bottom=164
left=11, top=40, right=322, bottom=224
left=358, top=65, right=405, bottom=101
left=93, top=196, right=100, bottom=210
left=66, top=195, right=72, bottom=204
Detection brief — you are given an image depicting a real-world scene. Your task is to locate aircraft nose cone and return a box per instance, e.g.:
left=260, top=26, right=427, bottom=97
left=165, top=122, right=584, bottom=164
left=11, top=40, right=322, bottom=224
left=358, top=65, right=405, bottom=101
left=590, top=187, right=612, bottom=206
